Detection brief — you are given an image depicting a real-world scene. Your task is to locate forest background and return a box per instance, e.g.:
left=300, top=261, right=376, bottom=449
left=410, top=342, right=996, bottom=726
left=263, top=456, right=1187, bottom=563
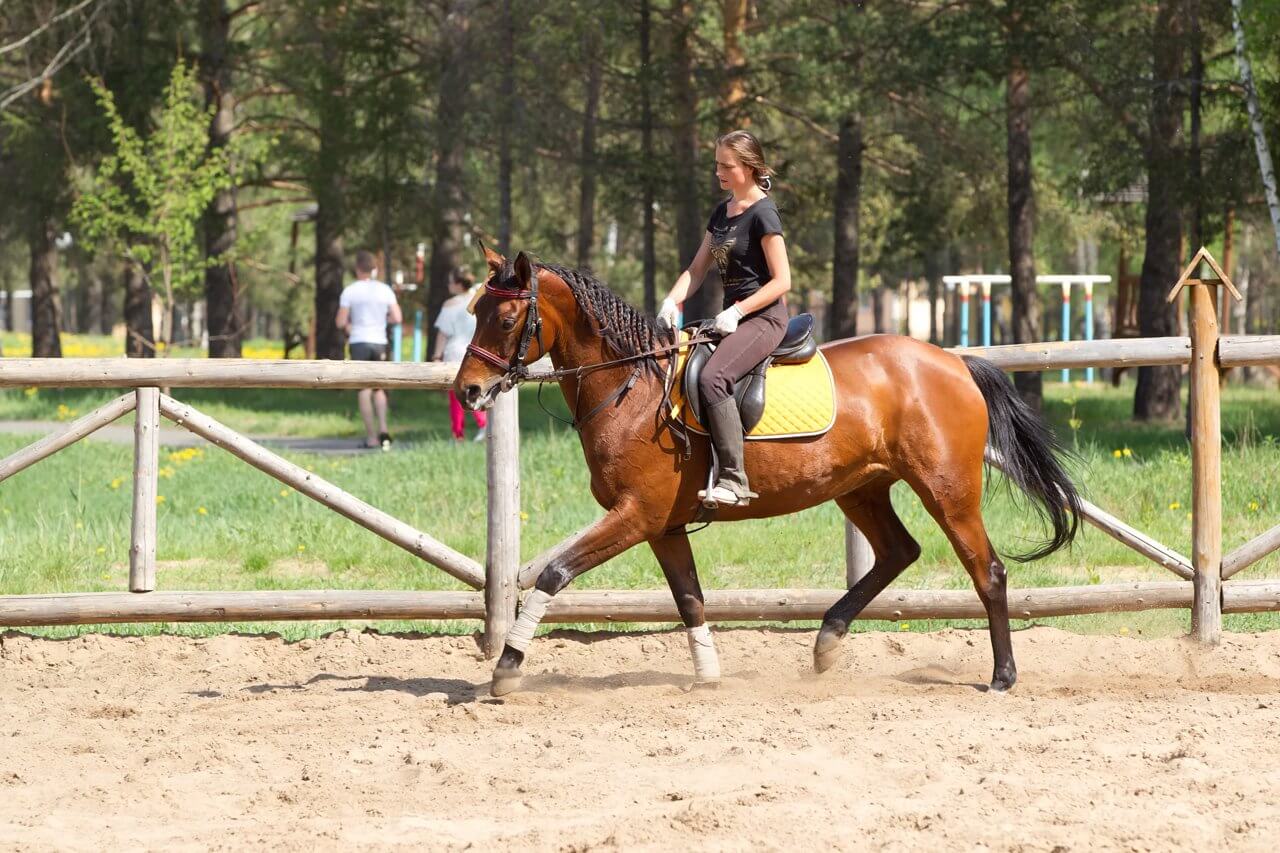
left=2, top=0, right=1280, bottom=421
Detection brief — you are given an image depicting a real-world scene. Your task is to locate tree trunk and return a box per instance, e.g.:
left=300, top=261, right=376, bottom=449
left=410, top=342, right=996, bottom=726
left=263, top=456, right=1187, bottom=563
left=576, top=23, right=603, bottom=271
left=2, top=268, right=13, bottom=332
left=1189, top=0, right=1204, bottom=253
left=124, top=262, right=155, bottom=358
left=426, top=0, right=475, bottom=357
left=830, top=112, right=862, bottom=340
left=1231, top=0, right=1280, bottom=258
left=721, top=0, right=749, bottom=127
left=1007, top=51, right=1042, bottom=409
left=202, top=0, right=242, bottom=358
left=29, top=217, right=62, bottom=358
left=313, top=37, right=346, bottom=361
left=100, top=263, right=117, bottom=334
left=76, top=252, right=104, bottom=334
left=497, top=0, right=514, bottom=252
left=1135, top=0, right=1185, bottom=421
left=639, top=0, right=657, bottom=316
left=671, top=0, right=712, bottom=319
left=924, top=248, right=942, bottom=346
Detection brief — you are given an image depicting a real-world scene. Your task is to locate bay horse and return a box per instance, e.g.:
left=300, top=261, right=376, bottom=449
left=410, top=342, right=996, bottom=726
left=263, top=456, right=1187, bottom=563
left=456, top=247, right=1082, bottom=696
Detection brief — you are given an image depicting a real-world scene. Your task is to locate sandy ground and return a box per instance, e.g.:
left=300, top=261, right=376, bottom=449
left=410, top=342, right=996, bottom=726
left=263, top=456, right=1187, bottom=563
left=3, top=626, right=1280, bottom=851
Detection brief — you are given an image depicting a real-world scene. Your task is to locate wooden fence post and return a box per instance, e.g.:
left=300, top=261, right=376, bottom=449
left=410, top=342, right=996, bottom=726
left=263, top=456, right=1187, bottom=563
left=130, top=387, right=160, bottom=593
left=1189, top=284, right=1222, bottom=643
left=484, top=389, right=521, bottom=657
left=845, top=521, right=874, bottom=588
left=1171, top=247, right=1240, bottom=644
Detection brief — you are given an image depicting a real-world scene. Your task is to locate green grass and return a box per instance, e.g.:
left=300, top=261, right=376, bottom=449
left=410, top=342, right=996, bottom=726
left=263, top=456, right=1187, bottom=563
left=2, top=377, right=1280, bottom=639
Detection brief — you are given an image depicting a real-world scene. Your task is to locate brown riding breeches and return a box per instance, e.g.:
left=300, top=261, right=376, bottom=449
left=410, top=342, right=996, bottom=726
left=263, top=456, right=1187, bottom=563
left=697, top=300, right=789, bottom=405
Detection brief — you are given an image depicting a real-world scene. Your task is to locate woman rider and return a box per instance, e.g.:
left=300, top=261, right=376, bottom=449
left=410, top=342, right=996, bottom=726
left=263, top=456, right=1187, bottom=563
left=656, top=130, right=792, bottom=508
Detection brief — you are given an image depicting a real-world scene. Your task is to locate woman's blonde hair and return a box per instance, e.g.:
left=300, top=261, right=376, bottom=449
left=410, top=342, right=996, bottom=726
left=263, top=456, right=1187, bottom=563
left=715, top=129, right=773, bottom=192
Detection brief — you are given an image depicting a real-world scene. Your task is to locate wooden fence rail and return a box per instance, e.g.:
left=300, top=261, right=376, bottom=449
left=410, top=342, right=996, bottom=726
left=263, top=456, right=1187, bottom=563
left=4, top=317, right=1280, bottom=649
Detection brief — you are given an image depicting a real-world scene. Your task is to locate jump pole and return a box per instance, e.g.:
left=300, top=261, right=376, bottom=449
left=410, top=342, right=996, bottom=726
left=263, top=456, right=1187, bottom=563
left=1085, top=281, right=1095, bottom=383
left=413, top=310, right=424, bottom=362
left=981, top=281, right=992, bottom=347
left=1060, top=282, right=1071, bottom=383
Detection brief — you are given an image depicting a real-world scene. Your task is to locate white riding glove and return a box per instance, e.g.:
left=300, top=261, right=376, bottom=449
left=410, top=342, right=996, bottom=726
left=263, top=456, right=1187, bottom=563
left=713, top=304, right=743, bottom=336
left=656, top=297, right=681, bottom=332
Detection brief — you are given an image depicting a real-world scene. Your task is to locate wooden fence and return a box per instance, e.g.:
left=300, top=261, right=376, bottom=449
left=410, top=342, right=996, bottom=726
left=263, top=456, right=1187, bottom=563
left=4, top=314, right=1280, bottom=651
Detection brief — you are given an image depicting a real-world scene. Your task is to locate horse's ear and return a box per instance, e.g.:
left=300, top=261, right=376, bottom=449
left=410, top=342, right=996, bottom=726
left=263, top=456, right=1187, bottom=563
left=479, top=240, right=504, bottom=271
left=513, top=251, right=533, bottom=286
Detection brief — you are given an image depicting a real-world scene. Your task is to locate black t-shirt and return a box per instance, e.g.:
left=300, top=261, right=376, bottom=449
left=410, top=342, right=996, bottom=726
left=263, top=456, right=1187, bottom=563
left=705, top=196, right=784, bottom=310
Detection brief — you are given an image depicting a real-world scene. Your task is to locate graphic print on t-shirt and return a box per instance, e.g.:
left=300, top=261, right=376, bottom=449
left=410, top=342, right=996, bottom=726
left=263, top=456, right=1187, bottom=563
left=710, top=225, right=739, bottom=282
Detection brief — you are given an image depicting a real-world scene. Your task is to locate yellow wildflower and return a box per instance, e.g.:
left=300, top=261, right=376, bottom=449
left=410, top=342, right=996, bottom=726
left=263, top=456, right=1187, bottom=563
left=96, top=546, right=106, bottom=555
left=1123, top=448, right=1132, bottom=458
left=1068, top=418, right=1082, bottom=431
left=1249, top=501, right=1260, bottom=512
left=197, top=507, right=208, bottom=516
left=156, top=495, right=166, bottom=505
left=158, top=466, right=175, bottom=479
left=899, top=622, right=910, bottom=631
left=297, top=544, right=306, bottom=552
left=109, top=477, right=124, bottom=490
left=23, top=387, right=37, bottom=397
left=1169, top=501, right=1181, bottom=511
left=279, top=488, right=290, bottom=497
left=1113, top=449, right=1123, bottom=458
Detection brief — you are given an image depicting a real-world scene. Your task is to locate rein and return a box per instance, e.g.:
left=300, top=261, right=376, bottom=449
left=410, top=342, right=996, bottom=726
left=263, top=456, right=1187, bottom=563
left=466, top=271, right=712, bottom=449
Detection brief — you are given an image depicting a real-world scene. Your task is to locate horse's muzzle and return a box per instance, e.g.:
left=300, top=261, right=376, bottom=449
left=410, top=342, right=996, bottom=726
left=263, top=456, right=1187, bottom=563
left=461, top=381, right=500, bottom=411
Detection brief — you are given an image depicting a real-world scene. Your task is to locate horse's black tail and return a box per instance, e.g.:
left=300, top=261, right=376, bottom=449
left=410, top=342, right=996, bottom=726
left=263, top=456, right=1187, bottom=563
left=963, top=356, right=1083, bottom=563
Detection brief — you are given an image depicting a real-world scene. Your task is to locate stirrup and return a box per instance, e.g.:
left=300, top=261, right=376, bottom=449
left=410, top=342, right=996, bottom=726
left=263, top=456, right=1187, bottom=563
left=697, top=483, right=757, bottom=508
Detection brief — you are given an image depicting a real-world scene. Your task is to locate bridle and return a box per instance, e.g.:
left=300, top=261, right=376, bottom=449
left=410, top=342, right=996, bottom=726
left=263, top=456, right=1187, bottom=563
left=465, top=270, right=546, bottom=393
left=464, top=267, right=713, bottom=440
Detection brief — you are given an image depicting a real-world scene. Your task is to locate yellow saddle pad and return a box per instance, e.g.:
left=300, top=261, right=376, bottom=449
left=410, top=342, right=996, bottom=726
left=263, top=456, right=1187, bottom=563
left=669, top=331, right=836, bottom=440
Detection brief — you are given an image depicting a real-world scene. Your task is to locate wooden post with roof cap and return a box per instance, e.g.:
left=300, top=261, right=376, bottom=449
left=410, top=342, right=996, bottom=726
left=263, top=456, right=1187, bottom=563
left=1168, top=247, right=1241, bottom=644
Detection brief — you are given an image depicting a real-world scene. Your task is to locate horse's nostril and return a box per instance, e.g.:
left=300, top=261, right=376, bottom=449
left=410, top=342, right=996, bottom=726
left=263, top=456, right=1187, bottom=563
left=463, top=385, right=482, bottom=406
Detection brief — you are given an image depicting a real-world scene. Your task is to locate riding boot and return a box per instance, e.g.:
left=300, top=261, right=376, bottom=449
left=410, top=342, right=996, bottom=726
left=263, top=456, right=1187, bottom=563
left=699, top=397, right=758, bottom=506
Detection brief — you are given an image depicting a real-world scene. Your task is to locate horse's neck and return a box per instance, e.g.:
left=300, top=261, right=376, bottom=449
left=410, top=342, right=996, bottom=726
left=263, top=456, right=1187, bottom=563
left=550, top=332, right=666, bottom=437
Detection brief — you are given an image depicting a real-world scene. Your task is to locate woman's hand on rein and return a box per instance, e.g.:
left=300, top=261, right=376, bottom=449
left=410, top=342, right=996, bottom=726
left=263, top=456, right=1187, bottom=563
left=656, top=297, right=680, bottom=333
left=713, top=304, right=743, bottom=335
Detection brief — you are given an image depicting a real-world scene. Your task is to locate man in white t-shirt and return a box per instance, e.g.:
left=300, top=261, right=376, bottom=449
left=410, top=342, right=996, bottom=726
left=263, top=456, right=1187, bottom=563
left=337, top=250, right=402, bottom=450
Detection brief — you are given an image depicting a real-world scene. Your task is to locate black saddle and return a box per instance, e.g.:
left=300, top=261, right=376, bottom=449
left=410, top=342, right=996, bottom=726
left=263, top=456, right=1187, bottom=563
left=682, top=313, right=817, bottom=434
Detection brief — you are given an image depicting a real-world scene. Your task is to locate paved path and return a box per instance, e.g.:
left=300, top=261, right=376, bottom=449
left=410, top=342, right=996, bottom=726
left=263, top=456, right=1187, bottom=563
left=0, top=420, right=381, bottom=455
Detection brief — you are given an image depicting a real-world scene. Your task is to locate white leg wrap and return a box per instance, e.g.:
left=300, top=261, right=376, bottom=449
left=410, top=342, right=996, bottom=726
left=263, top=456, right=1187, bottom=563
left=505, top=589, right=553, bottom=653
left=686, top=625, right=721, bottom=681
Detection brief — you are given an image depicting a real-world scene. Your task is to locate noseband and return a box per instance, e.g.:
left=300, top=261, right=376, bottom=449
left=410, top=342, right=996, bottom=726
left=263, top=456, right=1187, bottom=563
left=465, top=269, right=545, bottom=392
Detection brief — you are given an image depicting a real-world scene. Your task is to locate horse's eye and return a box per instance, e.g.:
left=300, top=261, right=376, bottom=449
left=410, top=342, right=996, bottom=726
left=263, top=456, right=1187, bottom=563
left=501, top=317, right=517, bottom=331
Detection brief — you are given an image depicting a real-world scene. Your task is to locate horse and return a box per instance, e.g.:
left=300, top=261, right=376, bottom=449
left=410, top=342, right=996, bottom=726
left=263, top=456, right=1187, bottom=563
left=456, top=246, right=1082, bottom=697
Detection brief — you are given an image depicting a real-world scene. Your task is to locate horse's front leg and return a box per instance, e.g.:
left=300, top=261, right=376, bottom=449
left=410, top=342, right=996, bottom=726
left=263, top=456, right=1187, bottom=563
left=492, top=505, right=649, bottom=696
left=650, top=531, right=720, bottom=686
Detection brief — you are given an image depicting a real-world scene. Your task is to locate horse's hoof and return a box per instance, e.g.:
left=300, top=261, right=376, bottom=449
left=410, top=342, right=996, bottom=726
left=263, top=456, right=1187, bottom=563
left=813, top=630, right=843, bottom=674
left=491, top=668, right=523, bottom=697
left=988, top=671, right=1017, bottom=694
left=689, top=679, right=721, bottom=692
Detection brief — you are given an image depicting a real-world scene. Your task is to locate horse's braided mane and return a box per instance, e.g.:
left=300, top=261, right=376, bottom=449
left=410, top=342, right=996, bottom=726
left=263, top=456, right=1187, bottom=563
left=495, top=259, right=675, bottom=379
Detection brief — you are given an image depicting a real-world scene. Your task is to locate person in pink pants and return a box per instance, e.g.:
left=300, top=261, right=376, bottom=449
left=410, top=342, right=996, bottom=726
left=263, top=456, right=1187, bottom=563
left=434, top=267, right=488, bottom=441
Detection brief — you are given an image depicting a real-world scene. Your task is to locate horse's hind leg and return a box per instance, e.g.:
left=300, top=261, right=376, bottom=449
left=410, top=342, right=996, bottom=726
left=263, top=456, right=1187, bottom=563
left=814, top=481, right=922, bottom=673
left=651, top=531, right=720, bottom=685
left=906, top=470, right=1016, bottom=692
